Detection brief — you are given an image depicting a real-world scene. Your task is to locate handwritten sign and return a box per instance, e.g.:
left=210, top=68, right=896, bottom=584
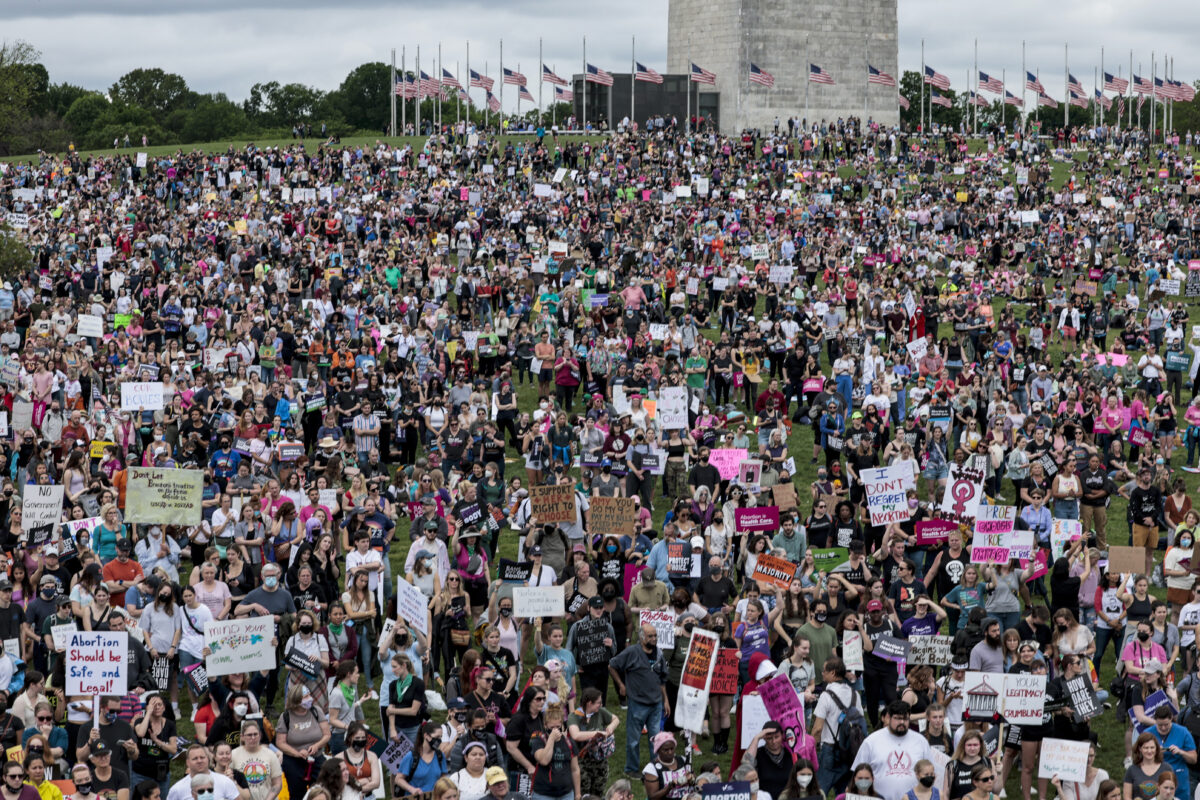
left=589, top=496, right=636, bottom=536
left=22, top=485, right=64, bottom=531
left=513, top=586, right=566, bottom=618
left=529, top=484, right=576, bottom=524
left=657, top=386, right=689, bottom=430
left=394, top=577, right=430, bottom=637
left=120, top=382, right=164, bottom=411
left=940, top=455, right=987, bottom=527
left=908, top=634, right=954, bottom=666
left=1002, top=673, right=1047, bottom=723
left=708, top=449, right=749, bottom=480
left=125, top=467, right=203, bottom=525
left=863, top=466, right=912, bottom=526
left=971, top=506, right=1016, bottom=563
left=758, top=673, right=807, bottom=757
left=843, top=630, right=864, bottom=671
left=640, top=609, right=676, bottom=649
left=76, top=315, right=104, bottom=338
left=676, top=629, right=719, bottom=733
left=751, top=553, right=799, bottom=589
left=65, top=632, right=128, bottom=695
left=1038, top=738, right=1090, bottom=782
left=203, top=617, right=276, bottom=676
left=711, top=649, right=739, bottom=695
left=1050, top=519, right=1083, bottom=561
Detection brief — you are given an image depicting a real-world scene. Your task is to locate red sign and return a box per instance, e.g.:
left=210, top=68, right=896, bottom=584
left=711, top=649, right=740, bottom=695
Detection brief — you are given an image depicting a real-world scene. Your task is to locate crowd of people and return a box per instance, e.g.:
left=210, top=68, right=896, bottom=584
left=0, top=113, right=1198, bottom=800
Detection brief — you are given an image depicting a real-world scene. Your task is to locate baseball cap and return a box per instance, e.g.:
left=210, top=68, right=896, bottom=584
left=90, top=741, right=112, bottom=758
left=867, top=599, right=883, bottom=612
left=530, top=545, right=543, bottom=556
left=486, top=767, right=508, bottom=787
left=588, top=595, right=604, bottom=609
left=116, top=539, right=132, bottom=552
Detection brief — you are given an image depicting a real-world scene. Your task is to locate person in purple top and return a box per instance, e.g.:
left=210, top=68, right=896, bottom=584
left=900, top=595, right=948, bottom=638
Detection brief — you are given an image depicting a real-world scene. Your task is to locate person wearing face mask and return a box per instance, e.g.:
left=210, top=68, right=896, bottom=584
left=67, top=763, right=95, bottom=800
left=567, top=596, right=618, bottom=704
left=273, top=686, right=330, bottom=800
left=39, top=595, right=76, bottom=677
left=203, top=691, right=257, bottom=751
left=904, top=759, right=942, bottom=800
left=330, top=722, right=381, bottom=800
left=76, top=696, right=138, bottom=778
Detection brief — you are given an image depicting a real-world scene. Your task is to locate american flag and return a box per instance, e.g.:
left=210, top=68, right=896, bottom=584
left=1025, top=71, right=1045, bottom=93
left=1067, top=74, right=1084, bottom=94
left=924, top=66, right=950, bottom=90
left=394, top=74, right=416, bottom=98
left=636, top=62, right=664, bottom=84
left=1104, top=72, right=1129, bottom=93
left=470, top=69, right=494, bottom=92
left=441, top=69, right=462, bottom=90
left=1038, top=93, right=1058, bottom=109
left=1153, top=77, right=1171, bottom=100
left=486, top=91, right=501, bottom=112
left=458, top=88, right=471, bottom=104
left=587, top=64, right=614, bottom=86
left=969, top=91, right=989, bottom=108
left=867, top=65, right=895, bottom=87
left=899, top=94, right=910, bottom=110
left=1133, top=74, right=1153, bottom=95
left=1095, top=89, right=1112, bottom=110
left=748, top=63, right=775, bottom=87
left=503, top=67, right=526, bottom=87
left=978, top=71, right=1003, bottom=93
left=1137, top=93, right=1146, bottom=113
left=1116, top=95, right=1125, bottom=116
left=542, top=65, right=567, bottom=86
left=1069, top=90, right=1088, bottom=108
left=930, top=89, right=951, bottom=108
left=1179, top=81, right=1196, bottom=102
left=1004, top=90, right=1024, bottom=108
left=555, top=85, right=574, bottom=102
left=518, top=85, right=535, bottom=103
left=418, top=71, right=439, bottom=97
left=690, top=63, right=716, bottom=84
left=809, top=64, right=835, bottom=84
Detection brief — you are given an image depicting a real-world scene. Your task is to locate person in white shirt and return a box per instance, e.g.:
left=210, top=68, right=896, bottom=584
left=851, top=700, right=933, bottom=800
left=165, top=745, right=243, bottom=800
left=345, top=531, right=383, bottom=593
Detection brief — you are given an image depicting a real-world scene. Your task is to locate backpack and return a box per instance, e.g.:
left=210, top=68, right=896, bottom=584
left=827, top=684, right=868, bottom=765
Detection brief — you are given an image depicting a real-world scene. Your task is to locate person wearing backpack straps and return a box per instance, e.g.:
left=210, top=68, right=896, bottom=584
left=810, top=656, right=865, bottom=796
left=394, top=721, right=448, bottom=797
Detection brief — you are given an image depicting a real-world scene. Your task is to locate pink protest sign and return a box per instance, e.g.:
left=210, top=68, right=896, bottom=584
left=623, top=563, right=642, bottom=602
left=802, top=378, right=824, bottom=393
left=1019, top=550, right=1050, bottom=582
left=735, top=506, right=780, bottom=533
left=708, top=449, right=749, bottom=481
left=1128, top=427, right=1153, bottom=448
left=916, top=519, right=958, bottom=546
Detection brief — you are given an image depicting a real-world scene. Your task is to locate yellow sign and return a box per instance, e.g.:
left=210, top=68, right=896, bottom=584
left=89, top=440, right=115, bottom=458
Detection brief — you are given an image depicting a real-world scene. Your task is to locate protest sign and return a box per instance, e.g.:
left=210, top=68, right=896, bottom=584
left=589, top=496, right=636, bottom=536
left=76, top=315, right=103, bottom=338
left=394, top=578, right=430, bottom=636
left=513, top=586, right=565, bottom=618
left=738, top=461, right=762, bottom=491
left=906, top=338, right=928, bottom=361
left=842, top=630, right=864, bottom=671
left=203, top=617, right=276, bottom=676
left=872, top=635, right=911, bottom=664
left=497, top=559, right=533, bottom=583
left=1066, top=675, right=1101, bottom=722
left=120, top=382, right=164, bottom=411
left=1131, top=690, right=1178, bottom=733
left=1007, top=530, right=1035, bottom=561
left=915, top=519, right=958, bottom=546
left=65, top=632, right=128, bottom=695
left=735, top=506, right=779, bottom=533
left=739, top=692, right=770, bottom=741
left=1002, top=673, right=1047, bottom=724
left=751, top=553, right=799, bottom=589
left=640, top=609, right=676, bottom=649
left=1128, top=427, right=1153, bottom=448
left=379, top=734, right=414, bottom=775
left=708, top=449, right=748, bottom=480
left=971, top=506, right=1017, bottom=563
left=183, top=663, right=208, bottom=696
left=50, top=623, right=76, bottom=651
left=758, top=673, right=807, bottom=757
left=750, top=243, right=769, bottom=260
left=529, top=484, right=576, bottom=524
left=940, top=455, right=987, bottom=526
left=657, top=386, right=689, bottom=430
left=1037, top=738, right=1090, bottom=782
left=862, top=466, right=912, bottom=526
left=125, top=468, right=203, bottom=525
left=10, top=402, right=32, bottom=432
left=1051, top=519, right=1083, bottom=560
left=675, top=629, right=719, bottom=733
left=701, top=782, right=751, bottom=800
left=283, top=647, right=319, bottom=679
left=21, top=485, right=63, bottom=531
left=810, top=547, right=850, bottom=572
left=908, top=635, right=954, bottom=666
left=773, top=483, right=798, bottom=510
left=278, top=443, right=304, bottom=462
left=711, top=649, right=739, bottom=695
left=963, top=672, right=1005, bottom=720
left=1108, top=545, right=1144, bottom=575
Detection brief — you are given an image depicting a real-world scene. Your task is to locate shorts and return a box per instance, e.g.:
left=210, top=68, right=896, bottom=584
left=539, top=368, right=554, bottom=383
left=1132, top=524, right=1159, bottom=550
left=1168, top=587, right=1193, bottom=607
left=924, top=465, right=949, bottom=482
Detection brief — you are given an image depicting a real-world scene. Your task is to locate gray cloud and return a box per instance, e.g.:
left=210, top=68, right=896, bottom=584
left=3, top=0, right=1197, bottom=114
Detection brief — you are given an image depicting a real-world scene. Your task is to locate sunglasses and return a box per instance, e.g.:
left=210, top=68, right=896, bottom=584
left=977, top=776, right=995, bottom=782
left=36, top=716, right=51, bottom=722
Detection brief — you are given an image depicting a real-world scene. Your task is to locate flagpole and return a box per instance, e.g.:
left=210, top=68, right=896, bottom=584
left=631, top=36, right=636, bottom=129
left=416, top=45, right=421, bottom=136
left=582, top=36, right=587, bottom=132
left=1064, top=43, right=1068, bottom=130
left=438, top=42, right=443, bottom=130
left=456, top=60, right=461, bottom=128
left=485, top=60, right=489, bottom=129
left=499, top=39, right=504, bottom=133
left=401, top=47, right=406, bottom=134
left=466, top=41, right=470, bottom=129
left=920, top=38, right=925, bottom=134
left=1151, top=51, right=1155, bottom=142
left=1094, top=66, right=1098, bottom=128
left=688, top=37, right=693, bottom=134
left=1129, top=50, right=1134, bottom=132
left=390, top=48, right=396, bottom=137
left=863, top=33, right=868, bottom=128
left=517, top=62, right=521, bottom=117
left=973, top=38, right=978, bottom=136
left=1001, top=69, right=1005, bottom=130
left=1021, top=40, right=1025, bottom=133
left=1100, top=47, right=1105, bottom=127
left=805, top=34, right=811, bottom=132
left=538, top=38, right=543, bottom=127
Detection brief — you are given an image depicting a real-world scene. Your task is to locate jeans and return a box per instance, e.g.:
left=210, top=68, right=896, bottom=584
left=818, top=744, right=850, bottom=796
left=991, top=611, right=1021, bottom=631
left=624, top=699, right=662, bottom=774
left=1094, top=626, right=1117, bottom=668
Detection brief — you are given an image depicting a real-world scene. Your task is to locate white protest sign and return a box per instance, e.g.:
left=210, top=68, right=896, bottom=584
left=120, top=382, right=165, bottom=411
left=939, top=455, right=987, bottom=526
left=862, top=465, right=912, bottom=526
left=906, top=338, right=928, bottom=361
left=136, top=152, right=147, bottom=168
left=513, top=586, right=565, bottom=618
left=750, top=243, right=769, bottom=260
left=1050, top=519, right=1083, bottom=561
left=76, top=315, right=104, bottom=338
left=394, top=578, right=430, bottom=637
left=203, top=617, right=277, bottom=676
left=842, top=630, right=864, bottom=671
left=1002, top=673, right=1047, bottom=724
left=739, top=692, right=770, bottom=740
left=51, top=623, right=76, bottom=651
left=11, top=401, right=32, bottom=432
left=65, top=631, right=128, bottom=695
left=657, top=386, right=689, bottom=430
left=640, top=609, right=676, bottom=649
left=22, top=485, right=64, bottom=531
left=1038, top=738, right=1090, bottom=782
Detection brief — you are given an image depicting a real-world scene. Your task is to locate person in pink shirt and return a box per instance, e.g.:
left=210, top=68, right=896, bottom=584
left=619, top=283, right=646, bottom=310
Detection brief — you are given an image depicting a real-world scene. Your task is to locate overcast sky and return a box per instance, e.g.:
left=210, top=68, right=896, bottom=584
left=5, top=0, right=1196, bottom=112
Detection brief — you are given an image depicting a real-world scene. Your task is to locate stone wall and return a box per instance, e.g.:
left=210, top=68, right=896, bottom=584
left=667, top=0, right=900, bottom=133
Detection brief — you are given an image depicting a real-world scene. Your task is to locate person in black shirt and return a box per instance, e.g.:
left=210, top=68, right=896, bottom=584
left=694, top=557, right=737, bottom=616
left=1014, top=605, right=1053, bottom=659
left=687, top=447, right=721, bottom=495
left=1079, top=453, right=1117, bottom=548
left=805, top=501, right=835, bottom=548
left=1129, top=469, right=1164, bottom=575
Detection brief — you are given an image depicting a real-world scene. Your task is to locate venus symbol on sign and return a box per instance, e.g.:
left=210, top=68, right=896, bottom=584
left=950, top=480, right=973, bottom=516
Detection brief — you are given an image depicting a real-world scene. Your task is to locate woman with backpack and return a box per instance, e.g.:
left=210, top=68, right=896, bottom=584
left=394, top=721, right=448, bottom=797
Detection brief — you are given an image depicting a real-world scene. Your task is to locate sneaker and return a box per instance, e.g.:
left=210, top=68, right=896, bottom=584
left=691, top=743, right=702, bottom=754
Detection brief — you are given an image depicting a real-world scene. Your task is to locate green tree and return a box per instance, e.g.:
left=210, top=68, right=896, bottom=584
left=331, top=62, right=391, bottom=131
left=63, top=93, right=110, bottom=138
left=109, top=68, right=190, bottom=115
left=45, top=82, right=90, bottom=119
left=0, top=225, right=33, bottom=281
left=0, top=40, right=44, bottom=156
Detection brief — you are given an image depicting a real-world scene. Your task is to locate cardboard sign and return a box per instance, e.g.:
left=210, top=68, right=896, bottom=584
left=513, top=586, right=565, bottom=618
left=529, top=484, right=576, bottom=524
left=773, top=483, right=798, bottom=510
left=862, top=466, right=912, bottom=526
left=908, top=634, right=954, bottom=666
left=120, top=382, right=165, bottom=411
left=125, top=468, right=203, bottom=525
left=1038, top=738, right=1090, bottom=782
left=735, top=506, right=780, bottom=533
left=751, top=553, right=799, bottom=589
left=589, top=496, right=636, bottom=536
left=1108, top=545, right=1145, bottom=575
left=203, top=617, right=277, bottom=676
left=65, top=632, right=128, bottom=695
left=711, top=649, right=740, bottom=695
